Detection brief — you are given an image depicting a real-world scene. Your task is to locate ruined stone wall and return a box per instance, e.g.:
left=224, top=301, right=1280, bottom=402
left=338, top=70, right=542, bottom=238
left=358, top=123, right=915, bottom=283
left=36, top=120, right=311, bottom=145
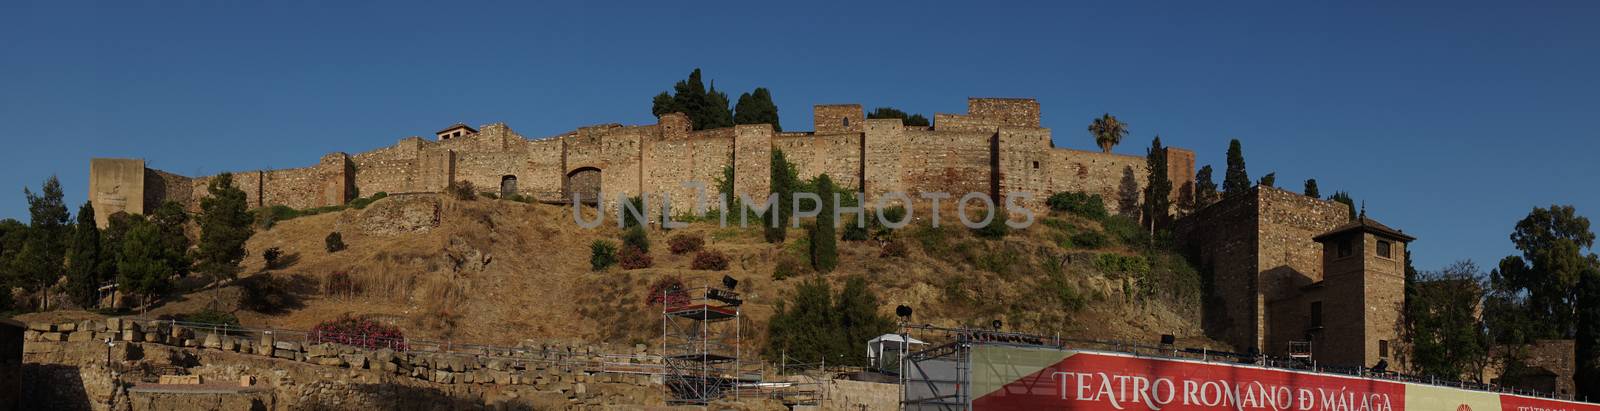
left=997, top=127, right=1052, bottom=211
left=932, top=113, right=1003, bottom=132
left=968, top=98, right=1040, bottom=128
left=524, top=138, right=565, bottom=196
left=88, top=158, right=146, bottom=227
left=1257, top=187, right=1350, bottom=301
left=732, top=125, right=772, bottom=204
left=143, top=169, right=192, bottom=212
left=900, top=130, right=993, bottom=196
left=813, top=104, right=863, bottom=134
left=862, top=119, right=905, bottom=197
left=774, top=132, right=862, bottom=189
left=352, top=138, right=427, bottom=195
left=1173, top=190, right=1261, bottom=351
left=1048, top=149, right=1148, bottom=215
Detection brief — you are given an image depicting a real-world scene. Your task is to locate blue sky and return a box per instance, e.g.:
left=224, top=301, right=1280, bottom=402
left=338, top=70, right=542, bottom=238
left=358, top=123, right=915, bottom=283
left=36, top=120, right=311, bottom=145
left=2, top=1, right=1596, bottom=271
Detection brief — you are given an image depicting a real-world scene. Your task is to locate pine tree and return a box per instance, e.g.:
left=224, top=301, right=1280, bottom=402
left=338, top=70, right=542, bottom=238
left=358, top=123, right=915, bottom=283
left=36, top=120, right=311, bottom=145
left=65, top=201, right=107, bottom=308
left=150, top=201, right=191, bottom=278
left=22, top=176, right=69, bottom=309
left=196, top=173, right=254, bottom=307
left=1223, top=139, right=1250, bottom=196
left=811, top=174, right=838, bottom=273
left=1142, top=137, right=1173, bottom=231
left=1194, top=165, right=1219, bottom=206
left=117, top=221, right=169, bottom=313
left=652, top=69, right=735, bottom=130
left=734, top=87, right=782, bottom=131
left=1303, top=179, right=1321, bottom=198
left=834, top=275, right=895, bottom=366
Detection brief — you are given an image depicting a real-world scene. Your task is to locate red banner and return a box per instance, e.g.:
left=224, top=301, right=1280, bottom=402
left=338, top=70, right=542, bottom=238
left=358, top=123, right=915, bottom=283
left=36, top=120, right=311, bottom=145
left=969, top=348, right=1597, bottom=411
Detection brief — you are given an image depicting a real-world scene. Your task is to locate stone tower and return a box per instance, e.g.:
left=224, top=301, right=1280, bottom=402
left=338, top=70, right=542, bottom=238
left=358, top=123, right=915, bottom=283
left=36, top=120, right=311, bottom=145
left=1304, top=216, right=1414, bottom=369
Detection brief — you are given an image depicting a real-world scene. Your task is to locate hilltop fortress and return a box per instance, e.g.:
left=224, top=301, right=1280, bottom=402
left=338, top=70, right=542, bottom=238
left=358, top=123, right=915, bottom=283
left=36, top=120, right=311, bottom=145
left=89, top=98, right=1195, bottom=225
left=88, top=97, right=1443, bottom=374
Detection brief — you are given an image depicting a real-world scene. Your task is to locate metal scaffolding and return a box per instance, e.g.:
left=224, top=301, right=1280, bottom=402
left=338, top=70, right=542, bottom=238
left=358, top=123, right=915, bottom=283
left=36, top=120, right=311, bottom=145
left=661, top=284, right=741, bottom=405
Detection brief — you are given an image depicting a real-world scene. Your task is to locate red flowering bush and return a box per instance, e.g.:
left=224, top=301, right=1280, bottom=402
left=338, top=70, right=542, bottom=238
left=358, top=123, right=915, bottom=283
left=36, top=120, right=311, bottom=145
left=619, top=245, right=653, bottom=269
left=308, top=314, right=407, bottom=351
left=690, top=250, right=729, bottom=271
left=646, top=276, right=689, bottom=307
left=668, top=235, right=705, bottom=255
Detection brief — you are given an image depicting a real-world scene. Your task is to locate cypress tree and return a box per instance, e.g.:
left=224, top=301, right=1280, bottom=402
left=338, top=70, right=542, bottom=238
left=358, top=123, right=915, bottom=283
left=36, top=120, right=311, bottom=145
left=1194, top=165, right=1218, bottom=206
left=65, top=201, right=107, bottom=308
left=652, top=69, right=736, bottom=130
left=1329, top=191, right=1357, bottom=221
left=811, top=174, right=838, bottom=273
left=117, top=220, right=169, bottom=313
left=1577, top=265, right=1600, bottom=399
left=1303, top=179, right=1321, bottom=198
left=1223, top=139, right=1250, bottom=196
left=734, top=87, right=782, bottom=131
left=765, top=149, right=797, bottom=243
left=1143, top=136, right=1173, bottom=230
left=1257, top=172, right=1276, bottom=188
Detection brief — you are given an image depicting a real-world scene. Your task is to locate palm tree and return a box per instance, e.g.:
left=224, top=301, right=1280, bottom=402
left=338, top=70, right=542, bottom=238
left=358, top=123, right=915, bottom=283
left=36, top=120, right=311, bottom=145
left=1088, top=114, right=1129, bottom=154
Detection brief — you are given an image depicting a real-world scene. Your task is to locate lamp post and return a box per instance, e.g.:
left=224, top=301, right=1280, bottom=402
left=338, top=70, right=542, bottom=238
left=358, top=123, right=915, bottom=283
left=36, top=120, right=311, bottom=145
left=104, top=337, right=117, bottom=408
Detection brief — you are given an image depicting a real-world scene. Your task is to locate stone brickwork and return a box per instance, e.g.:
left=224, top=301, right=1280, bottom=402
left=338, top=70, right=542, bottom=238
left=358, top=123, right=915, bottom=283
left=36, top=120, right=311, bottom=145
left=1174, top=187, right=1356, bottom=357
left=89, top=97, right=1193, bottom=228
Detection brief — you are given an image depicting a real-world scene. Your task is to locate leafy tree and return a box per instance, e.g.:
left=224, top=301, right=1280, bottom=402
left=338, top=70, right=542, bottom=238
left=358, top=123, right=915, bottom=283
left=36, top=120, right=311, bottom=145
left=1194, top=165, right=1219, bottom=207
left=1046, top=192, right=1108, bottom=220
left=65, top=201, right=108, bottom=308
left=810, top=174, right=838, bottom=273
left=1257, top=172, right=1276, bottom=188
left=1487, top=205, right=1596, bottom=344
left=149, top=201, right=191, bottom=277
left=0, top=218, right=26, bottom=309
left=1143, top=136, right=1172, bottom=231
left=1406, top=260, right=1491, bottom=382
left=1578, top=263, right=1600, bottom=399
left=1303, top=179, right=1321, bottom=198
left=1088, top=114, right=1129, bottom=153
left=21, top=176, right=70, bottom=309
left=652, top=68, right=735, bottom=130
left=765, top=149, right=799, bottom=243
left=196, top=173, right=254, bottom=307
left=733, top=87, right=781, bottom=131
left=1328, top=191, right=1356, bottom=220
left=866, top=107, right=930, bottom=127
left=117, top=221, right=170, bottom=313
left=1223, top=139, right=1250, bottom=196
left=765, top=276, right=894, bottom=367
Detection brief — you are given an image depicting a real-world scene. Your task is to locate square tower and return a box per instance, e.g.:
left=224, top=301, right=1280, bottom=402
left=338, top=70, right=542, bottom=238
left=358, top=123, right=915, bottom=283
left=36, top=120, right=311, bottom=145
left=1307, top=216, right=1414, bottom=369
left=813, top=104, right=863, bottom=134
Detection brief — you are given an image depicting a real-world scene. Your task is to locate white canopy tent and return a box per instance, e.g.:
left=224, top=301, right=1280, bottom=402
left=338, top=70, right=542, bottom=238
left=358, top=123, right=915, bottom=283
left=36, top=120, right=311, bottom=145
left=867, top=333, right=927, bottom=370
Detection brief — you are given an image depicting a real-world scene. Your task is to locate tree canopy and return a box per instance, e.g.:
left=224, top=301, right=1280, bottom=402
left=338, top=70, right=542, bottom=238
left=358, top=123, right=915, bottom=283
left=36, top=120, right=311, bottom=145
left=1223, top=139, right=1250, bottom=196
left=733, top=87, right=781, bottom=131
left=197, top=173, right=254, bottom=297
left=1406, top=260, right=1491, bottom=382
left=866, top=107, right=930, bottom=127
left=1143, top=136, right=1172, bottom=230
left=1088, top=114, right=1129, bottom=154
left=1303, top=179, right=1321, bottom=198
left=1194, top=165, right=1219, bottom=207
left=764, top=276, right=894, bottom=367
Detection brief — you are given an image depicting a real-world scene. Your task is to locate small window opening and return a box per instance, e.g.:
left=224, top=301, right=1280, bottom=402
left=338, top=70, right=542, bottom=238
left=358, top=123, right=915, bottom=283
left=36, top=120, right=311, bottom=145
left=842, top=117, right=850, bottom=128
left=1379, top=340, right=1389, bottom=358
left=1338, top=239, right=1353, bottom=258
left=1377, top=240, right=1392, bottom=258
left=1032, top=161, right=1040, bottom=169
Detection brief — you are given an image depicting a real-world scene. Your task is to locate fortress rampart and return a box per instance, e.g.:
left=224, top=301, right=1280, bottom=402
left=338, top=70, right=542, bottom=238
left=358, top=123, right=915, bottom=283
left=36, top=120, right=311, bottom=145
left=89, top=98, right=1194, bottom=226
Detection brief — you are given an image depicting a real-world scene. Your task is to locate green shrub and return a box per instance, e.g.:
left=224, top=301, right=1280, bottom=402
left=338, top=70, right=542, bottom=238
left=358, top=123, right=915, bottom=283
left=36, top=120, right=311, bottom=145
left=590, top=240, right=618, bottom=271
left=1046, top=192, right=1108, bottom=220
left=622, top=226, right=650, bottom=253
left=1100, top=215, right=1146, bottom=246
left=874, top=206, right=908, bottom=238
left=912, top=225, right=958, bottom=256
left=975, top=244, right=1024, bottom=276
left=841, top=215, right=869, bottom=241
left=1069, top=230, right=1108, bottom=249
left=1093, top=253, right=1150, bottom=275
left=348, top=192, right=388, bottom=209
left=620, top=196, right=645, bottom=229
left=180, top=309, right=241, bottom=328
left=1041, top=218, right=1075, bottom=232
left=263, top=247, right=282, bottom=269
left=325, top=232, right=346, bottom=253
left=973, top=213, right=1009, bottom=239
left=772, top=257, right=801, bottom=280
left=448, top=181, right=476, bottom=201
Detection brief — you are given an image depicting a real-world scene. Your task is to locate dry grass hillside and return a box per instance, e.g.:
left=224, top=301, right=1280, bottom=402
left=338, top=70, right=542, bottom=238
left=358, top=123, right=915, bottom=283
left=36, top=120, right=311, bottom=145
left=131, top=193, right=1221, bottom=354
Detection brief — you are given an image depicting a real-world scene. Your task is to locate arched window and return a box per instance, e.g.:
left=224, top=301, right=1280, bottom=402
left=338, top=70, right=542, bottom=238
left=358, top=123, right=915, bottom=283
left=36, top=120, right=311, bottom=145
left=500, top=175, right=518, bottom=197
left=842, top=117, right=850, bottom=128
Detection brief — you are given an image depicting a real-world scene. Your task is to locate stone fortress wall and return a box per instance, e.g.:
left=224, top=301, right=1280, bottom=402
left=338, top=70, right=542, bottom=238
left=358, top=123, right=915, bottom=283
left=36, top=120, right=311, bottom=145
left=89, top=97, right=1195, bottom=226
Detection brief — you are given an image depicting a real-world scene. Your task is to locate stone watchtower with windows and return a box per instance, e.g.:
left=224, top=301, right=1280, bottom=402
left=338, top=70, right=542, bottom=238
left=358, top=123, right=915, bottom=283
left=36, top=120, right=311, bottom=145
left=1295, top=215, right=1415, bottom=369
